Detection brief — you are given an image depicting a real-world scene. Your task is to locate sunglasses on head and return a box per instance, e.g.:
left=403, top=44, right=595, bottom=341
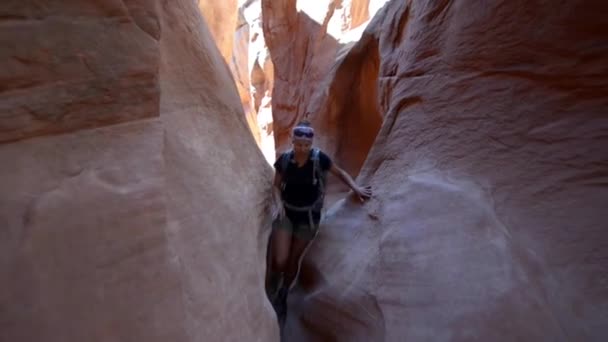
left=293, top=128, right=314, bottom=138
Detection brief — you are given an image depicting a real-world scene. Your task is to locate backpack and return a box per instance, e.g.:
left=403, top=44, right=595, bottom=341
left=279, top=148, right=327, bottom=209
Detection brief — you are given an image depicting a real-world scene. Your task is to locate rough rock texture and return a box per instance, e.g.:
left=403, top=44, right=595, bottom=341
left=261, top=0, right=388, bottom=155
left=284, top=0, right=608, bottom=341
left=0, top=1, right=277, bottom=341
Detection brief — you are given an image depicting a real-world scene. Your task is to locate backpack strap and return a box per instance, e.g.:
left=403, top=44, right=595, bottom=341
left=279, top=149, right=293, bottom=190
left=310, top=148, right=326, bottom=201
left=311, top=148, right=320, bottom=185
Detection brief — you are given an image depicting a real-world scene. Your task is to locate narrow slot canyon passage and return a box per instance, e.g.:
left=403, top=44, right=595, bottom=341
left=1, top=1, right=607, bottom=342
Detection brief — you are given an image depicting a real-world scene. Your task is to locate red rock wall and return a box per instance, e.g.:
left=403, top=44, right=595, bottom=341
left=306, top=33, right=383, bottom=187
left=0, top=1, right=277, bottom=341
left=0, top=0, right=160, bottom=143
left=285, top=0, right=608, bottom=341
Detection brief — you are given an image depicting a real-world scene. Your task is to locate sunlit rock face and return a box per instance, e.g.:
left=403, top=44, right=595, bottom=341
left=198, top=0, right=239, bottom=61
left=0, top=1, right=278, bottom=341
left=237, top=0, right=277, bottom=163
left=277, top=0, right=608, bottom=341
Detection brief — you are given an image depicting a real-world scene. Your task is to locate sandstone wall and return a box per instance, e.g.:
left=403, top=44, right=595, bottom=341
left=0, top=1, right=277, bottom=341
left=283, top=0, right=608, bottom=341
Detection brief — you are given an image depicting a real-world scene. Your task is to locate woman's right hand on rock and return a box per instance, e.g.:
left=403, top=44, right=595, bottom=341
left=272, top=202, right=285, bottom=219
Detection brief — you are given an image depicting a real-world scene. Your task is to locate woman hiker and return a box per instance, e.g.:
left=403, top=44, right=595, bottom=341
left=266, top=120, right=372, bottom=324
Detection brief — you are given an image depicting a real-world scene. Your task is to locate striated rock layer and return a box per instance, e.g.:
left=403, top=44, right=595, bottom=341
left=0, top=1, right=277, bottom=341
left=284, top=0, right=608, bottom=341
left=0, top=0, right=161, bottom=143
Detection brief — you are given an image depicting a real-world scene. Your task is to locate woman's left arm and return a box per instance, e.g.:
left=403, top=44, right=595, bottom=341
left=329, top=164, right=372, bottom=202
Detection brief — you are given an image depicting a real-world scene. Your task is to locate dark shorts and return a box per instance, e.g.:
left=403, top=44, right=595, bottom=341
left=272, top=207, right=321, bottom=240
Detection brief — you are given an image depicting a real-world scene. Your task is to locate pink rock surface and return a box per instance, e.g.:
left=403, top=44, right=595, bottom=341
left=282, top=0, right=608, bottom=341
left=0, top=1, right=277, bottom=341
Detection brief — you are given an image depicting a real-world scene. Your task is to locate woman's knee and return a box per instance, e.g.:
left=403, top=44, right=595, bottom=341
left=272, top=252, right=289, bottom=271
left=270, top=229, right=291, bottom=271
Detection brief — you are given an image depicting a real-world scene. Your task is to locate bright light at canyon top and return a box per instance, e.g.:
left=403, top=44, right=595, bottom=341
left=296, top=0, right=390, bottom=43
left=295, top=1, right=333, bottom=25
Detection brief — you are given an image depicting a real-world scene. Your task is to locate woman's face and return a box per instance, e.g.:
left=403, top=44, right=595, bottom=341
left=292, top=138, right=312, bottom=154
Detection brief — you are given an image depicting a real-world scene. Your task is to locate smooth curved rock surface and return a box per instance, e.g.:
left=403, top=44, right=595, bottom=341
left=0, top=1, right=277, bottom=341
left=306, top=33, right=383, bottom=180
left=199, top=0, right=275, bottom=162
left=197, top=0, right=267, bottom=151
left=285, top=0, right=608, bottom=341
left=198, top=0, right=239, bottom=62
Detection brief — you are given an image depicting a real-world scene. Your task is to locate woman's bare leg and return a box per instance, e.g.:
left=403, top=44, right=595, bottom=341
left=284, top=235, right=315, bottom=290
left=271, top=228, right=292, bottom=271
left=267, top=228, right=292, bottom=296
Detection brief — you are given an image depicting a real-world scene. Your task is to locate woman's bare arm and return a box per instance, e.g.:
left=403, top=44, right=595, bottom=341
left=329, top=164, right=372, bottom=201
